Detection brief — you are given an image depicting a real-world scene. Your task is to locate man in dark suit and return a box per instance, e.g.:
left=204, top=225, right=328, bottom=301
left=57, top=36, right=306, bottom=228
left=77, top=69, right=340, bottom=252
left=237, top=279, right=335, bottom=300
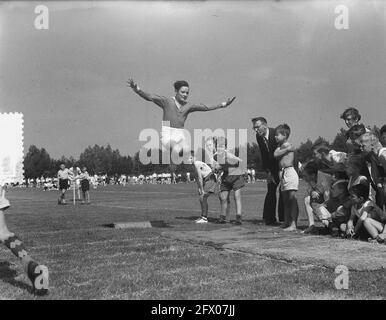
left=252, top=117, right=284, bottom=225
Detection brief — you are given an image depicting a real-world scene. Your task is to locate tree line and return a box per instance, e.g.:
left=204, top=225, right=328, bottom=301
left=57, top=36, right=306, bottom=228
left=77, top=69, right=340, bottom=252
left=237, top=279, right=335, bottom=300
left=24, top=126, right=381, bottom=179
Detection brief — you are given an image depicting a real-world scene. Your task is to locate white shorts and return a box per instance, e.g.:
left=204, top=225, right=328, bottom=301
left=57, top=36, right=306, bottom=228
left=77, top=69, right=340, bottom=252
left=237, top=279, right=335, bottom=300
left=160, top=126, right=190, bottom=150
left=280, top=166, right=299, bottom=191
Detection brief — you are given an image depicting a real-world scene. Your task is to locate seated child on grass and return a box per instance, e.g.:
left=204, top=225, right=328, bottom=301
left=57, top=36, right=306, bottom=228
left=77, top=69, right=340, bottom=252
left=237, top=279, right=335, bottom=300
left=342, top=184, right=384, bottom=240
left=301, top=161, right=351, bottom=235
left=301, top=161, right=329, bottom=234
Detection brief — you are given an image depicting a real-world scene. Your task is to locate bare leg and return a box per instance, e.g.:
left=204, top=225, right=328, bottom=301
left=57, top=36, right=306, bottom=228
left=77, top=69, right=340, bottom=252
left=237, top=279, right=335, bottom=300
left=283, top=191, right=297, bottom=231
left=304, top=196, right=314, bottom=226
left=199, top=195, right=209, bottom=217
left=234, top=189, right=242, bottom=216
left=363, top=218, right=384, bottom=239
left=226, top=192, right=231, bottom=221
left=281, top=191, right=290, bottom=228
left=220, top=191, right=229, bottom=220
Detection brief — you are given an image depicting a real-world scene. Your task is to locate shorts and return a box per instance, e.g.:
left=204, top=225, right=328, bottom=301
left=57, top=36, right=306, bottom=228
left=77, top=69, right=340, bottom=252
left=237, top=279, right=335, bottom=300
left=161, top=125, right=190, bottom=150
left=220, top=174, right=245, bottom=192
left=203, top=173, right=217, bottom=194
left=59, top=179, right=69, bottom=190
left=81, top=179, right=90, bottom=192
left=280, top=167, right=299, bottom=191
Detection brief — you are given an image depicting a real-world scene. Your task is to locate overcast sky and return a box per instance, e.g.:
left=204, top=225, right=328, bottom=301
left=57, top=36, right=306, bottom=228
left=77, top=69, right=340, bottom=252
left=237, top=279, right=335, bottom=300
left=1, top=0, right=385, bottom=159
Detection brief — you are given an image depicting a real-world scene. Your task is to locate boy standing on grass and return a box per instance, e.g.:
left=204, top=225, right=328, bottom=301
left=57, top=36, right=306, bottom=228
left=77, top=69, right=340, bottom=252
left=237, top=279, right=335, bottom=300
left=215, top=137, right=245, bottom=225
left=189, top=151, right=218, bottom=224
left=0, top=184, right=49, bottom=295
left=77, top=167, right=91, bottom=205
left=57, top=164, right=72, bottom=204
left=273, top=124, right=299, bottom=231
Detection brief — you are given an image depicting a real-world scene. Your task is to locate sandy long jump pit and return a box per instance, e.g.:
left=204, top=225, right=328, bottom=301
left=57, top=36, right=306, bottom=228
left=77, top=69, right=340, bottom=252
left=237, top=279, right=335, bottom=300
left=163, top=226, right=386, bottom=271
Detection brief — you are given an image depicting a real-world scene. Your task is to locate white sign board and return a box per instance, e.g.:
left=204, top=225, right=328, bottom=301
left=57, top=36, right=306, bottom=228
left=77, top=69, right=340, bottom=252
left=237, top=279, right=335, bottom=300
left=0, top=113, right=24, bottom=185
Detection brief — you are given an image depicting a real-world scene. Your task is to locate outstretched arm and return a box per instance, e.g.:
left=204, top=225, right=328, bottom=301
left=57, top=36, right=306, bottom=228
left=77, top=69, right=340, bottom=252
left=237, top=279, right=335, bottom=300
left=127, top=78, right=166, bottom=108
left=225, top=150, right=243, bottom=163
left=189, top=96, right=236, bottom=112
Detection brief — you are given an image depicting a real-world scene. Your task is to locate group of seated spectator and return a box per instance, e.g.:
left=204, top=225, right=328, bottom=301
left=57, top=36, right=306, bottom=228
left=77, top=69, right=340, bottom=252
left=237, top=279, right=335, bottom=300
left=300, top=108, right=386, bottom=244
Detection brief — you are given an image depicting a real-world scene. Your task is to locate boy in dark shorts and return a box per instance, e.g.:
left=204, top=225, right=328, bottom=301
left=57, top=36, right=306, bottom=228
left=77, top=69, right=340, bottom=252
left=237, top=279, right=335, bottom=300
left=57, top=164, right=72, bottom=205
left=215, top=137, right=245, bottom=225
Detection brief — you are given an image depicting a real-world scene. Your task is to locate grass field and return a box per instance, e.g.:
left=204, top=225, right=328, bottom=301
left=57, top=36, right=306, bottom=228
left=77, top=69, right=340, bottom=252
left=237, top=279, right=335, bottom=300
left=0, top=181, right=385, bottom=300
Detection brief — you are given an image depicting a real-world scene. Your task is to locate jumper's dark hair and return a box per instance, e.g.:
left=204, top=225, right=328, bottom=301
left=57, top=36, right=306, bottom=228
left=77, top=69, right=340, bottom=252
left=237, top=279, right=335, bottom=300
left=174, top=80, right=189, bottom=91
left=349, top=183, right=369, bottom=200
left=340, top=107, right=361, bottom=122
left=251, top=117, right=267, bottom=124
left=275, top=123, right=291, bottom=138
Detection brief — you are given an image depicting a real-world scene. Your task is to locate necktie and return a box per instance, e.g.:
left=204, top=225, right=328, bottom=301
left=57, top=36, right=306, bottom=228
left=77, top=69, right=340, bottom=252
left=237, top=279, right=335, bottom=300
left=264, top=137, right=269, bottom=151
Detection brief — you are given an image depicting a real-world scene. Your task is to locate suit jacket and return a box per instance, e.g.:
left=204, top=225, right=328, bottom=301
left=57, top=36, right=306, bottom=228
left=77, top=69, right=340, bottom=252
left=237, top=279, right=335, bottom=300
left=255, top=127, right=280, bottom=178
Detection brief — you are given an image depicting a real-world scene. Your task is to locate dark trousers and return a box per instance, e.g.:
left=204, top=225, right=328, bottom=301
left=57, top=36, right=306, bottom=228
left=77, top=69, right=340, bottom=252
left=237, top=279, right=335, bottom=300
left=263, top=180, right=284, bottom=223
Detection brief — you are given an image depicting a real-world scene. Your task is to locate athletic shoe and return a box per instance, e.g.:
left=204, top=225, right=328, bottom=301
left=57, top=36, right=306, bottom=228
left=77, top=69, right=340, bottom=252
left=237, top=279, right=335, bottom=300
left=27, top=261, right=49, bottom=296
left=0, top=196, right=10, bottom=210
left=195, top=217, right=208, bottom=224
left=301, top=225, right=318, bottom=235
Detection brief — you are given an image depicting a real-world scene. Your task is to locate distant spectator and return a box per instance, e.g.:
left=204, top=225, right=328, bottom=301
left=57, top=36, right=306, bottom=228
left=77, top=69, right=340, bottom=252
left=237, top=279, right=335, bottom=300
left=57, top=164, right=73, bottom=205
left=340, top=107, right=362, bottom=129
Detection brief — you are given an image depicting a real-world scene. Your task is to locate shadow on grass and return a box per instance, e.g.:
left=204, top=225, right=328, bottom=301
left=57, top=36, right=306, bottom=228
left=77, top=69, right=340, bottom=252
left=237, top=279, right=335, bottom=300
left=0, top=261, right=33, bottom=294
